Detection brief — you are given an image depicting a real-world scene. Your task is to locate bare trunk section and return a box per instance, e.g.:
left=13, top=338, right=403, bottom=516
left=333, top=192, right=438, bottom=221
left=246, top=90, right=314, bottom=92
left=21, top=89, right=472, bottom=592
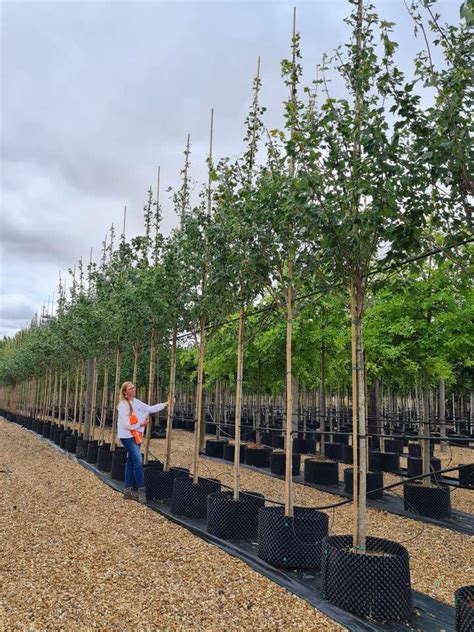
left=164, top=328, right=177, bottom=472
left=421, top=390, right=431, bottom=487
left=439, top=378, right=447, bottom=453
left=110, top=350, right=121, bottom=450
left=143, top=328, right=156, bottom=464
left=319, top=340, right=326, bottom=456
left=233, top=307, right=245, bottom=500
left=285, top=282, right=294, bottom=517
left=193, top=316, right=206, bottom=483
left=99, top=364, right=109, bottom=445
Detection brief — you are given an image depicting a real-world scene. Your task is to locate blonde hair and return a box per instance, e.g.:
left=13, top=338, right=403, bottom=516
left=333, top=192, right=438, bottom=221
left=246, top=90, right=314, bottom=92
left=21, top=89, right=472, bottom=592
left=118, top=381, right=134, bottom=413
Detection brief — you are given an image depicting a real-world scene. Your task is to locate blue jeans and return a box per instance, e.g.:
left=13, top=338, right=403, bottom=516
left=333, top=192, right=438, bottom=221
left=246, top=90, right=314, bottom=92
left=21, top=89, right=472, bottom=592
left=121, top=437, right=144, bottom=488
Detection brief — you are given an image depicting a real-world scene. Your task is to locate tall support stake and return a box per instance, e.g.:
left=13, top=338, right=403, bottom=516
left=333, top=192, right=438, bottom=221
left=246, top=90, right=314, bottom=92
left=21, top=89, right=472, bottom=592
left=110, top=350, right=121, bottom=449
left=164, top=328, right=177, bottom=472
left=143, top=327, right=157, bottom=463
left=99, top=363, right=109, bottom=445
left=233, top=308, right=245, bottom=499
left=83, top=357, right=95, bottom=440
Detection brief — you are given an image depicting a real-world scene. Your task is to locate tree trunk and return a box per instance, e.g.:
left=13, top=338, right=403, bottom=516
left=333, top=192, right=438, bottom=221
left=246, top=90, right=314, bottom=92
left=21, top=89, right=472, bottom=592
left=143, top=328, right=157, bottom=464
left=233, top=308, right=245, bottom=500
left=99, top=364, right=109, bottom=445
left=285, top=283, right=294, bottom=517
left=351, top=276, right=367, bottom=552
left=164, top=328, right=177, bottom=472
left=439, top=379, right=447, bottom=453
left=192, top=316, right=206, bottom=483
left=320, top=340, right=326, bottom=456
left=421, top=390, right=431, bottom=488
left=83, top=357, right=95, bottom=440
left=110, top=350, right=121, bottom=449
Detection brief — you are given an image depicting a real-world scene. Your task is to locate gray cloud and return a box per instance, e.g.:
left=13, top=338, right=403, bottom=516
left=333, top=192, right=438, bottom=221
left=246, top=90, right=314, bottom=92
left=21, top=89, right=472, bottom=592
left=0, top=0, right=459, bottom=337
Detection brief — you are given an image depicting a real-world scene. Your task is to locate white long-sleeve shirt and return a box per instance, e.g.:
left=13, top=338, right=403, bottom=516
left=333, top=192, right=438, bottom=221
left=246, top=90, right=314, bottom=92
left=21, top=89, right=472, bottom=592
left=117, top=398, right=168, bottom=440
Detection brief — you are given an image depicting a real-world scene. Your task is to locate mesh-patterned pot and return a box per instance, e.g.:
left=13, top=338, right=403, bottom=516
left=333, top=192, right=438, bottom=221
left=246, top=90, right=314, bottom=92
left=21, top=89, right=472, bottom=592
left=455, top=585, right=474, bottom=632
left=403, top=482, right=451, bottom=518
left=41, top=423, right=51, bottom=439
left=144, top=465, right=185, bottom=501
left=60, top=430, right=72, bottom=450
left=325, top=443, right=343, bottom=461
left=97, top=446, right=113, bottom=472
left=52, top=426, right=64, bottom=445
left=207, top=490, right=265, bottom=540
left=271, top=435, right=285, bottom=449
left=258, top=506, right=329, bottom=569
left=261, top=432, right=272, bottom=446
left=407, top=457, right=441, bottom=482
left=334, top=433, right=350, bottom=446
left=171, top=477, right=221, bottom=519
left=86, top=441, right=101, bottom=464
left=459, top=464, right=474, bottom=488
left=379, top=451, right=400, bottom=474
left=36, top=421, right=44, bottom=435
left=205, top=439, right=228, bottom=458
left=111, top=451, right=127, bottom=481
left=270, top=452, right=301, bottom=476
left=304, top=460, right=339, bottom=486
left=343, top=468, right=384, bottom=500
left=244, top=446, right=272, bottom=468
left=322, top=535, right=412, bottom=621
left=293, top=438, right=312, bottom=454
left=342, top=444, right=353, bottom=464
left=368, top=436, right=380, bottom=451
left=368, top=451, right=382, bottom=471
left=76, top=439, right=90, bottom=460
left=65, top=435, right=77, bottom=453
left=223, top=443, right=246, bottom=463
left=385, top=439, right=404, bottom=454
left=408, top=442, right=434, bottom=458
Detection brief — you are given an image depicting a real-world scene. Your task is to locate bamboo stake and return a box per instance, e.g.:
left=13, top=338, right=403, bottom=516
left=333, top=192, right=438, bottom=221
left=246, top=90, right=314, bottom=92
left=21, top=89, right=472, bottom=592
left=350, top=281, right=360, bottom=547
left=73, top=365, right=80, bottom=430
left=233, top=308, right=245, bottom=499
left=143, top=327, right=156, bottom=463
left=99, top=363, right=109, bottom=445
left=77, top=362, right=85, bottom=435
left=110, top=350, right=121, bottom=450
left=164, top=328, right=177, bottom=472
left=89, top=357, right=98, bottom=441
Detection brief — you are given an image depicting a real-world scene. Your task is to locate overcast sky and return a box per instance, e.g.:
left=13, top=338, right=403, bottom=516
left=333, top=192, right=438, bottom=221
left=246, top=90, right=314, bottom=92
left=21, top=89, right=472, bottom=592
left=0, top=0, right=459, bottom=338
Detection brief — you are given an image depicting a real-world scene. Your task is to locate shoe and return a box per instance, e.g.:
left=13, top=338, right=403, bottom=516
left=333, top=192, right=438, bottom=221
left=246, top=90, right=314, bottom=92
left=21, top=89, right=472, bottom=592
left=123, top=487, right=137, bottom=500
left=137, top=486, right=147, bottom=504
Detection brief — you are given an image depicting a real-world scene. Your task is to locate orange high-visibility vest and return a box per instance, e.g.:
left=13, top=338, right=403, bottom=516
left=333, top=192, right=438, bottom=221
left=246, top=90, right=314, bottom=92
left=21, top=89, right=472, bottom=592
left=129, top=413, right=142, bottom=445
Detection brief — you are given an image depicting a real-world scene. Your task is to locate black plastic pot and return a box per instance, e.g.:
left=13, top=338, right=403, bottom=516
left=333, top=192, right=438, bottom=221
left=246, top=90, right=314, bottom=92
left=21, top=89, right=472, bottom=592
left=343, top=468, right=384, bottom=500
left=97, top=446, right=113, bottom=472
left=60, top=430, right=72, bottom=450
left=171, top=477, right=221, bottom=519
left=368, top=451, right=382, bottom=471
left=144, top=465, right=185, bottom=501
left=304, top=460, right=339, bottom=486
left=207, top=490, right=265, bottom=540
left=455, top=585, right=474, bottom=632
left=244, top=446, right=272, bottom=468
left=36, top=421, right=44, bottom=435
left=86, top=441, right=100, bottom=464
left=205, top=439, right=228, bottom=458
left=408, top=442, right=434, bottom=458
left=406, top=457, right=441, bottom=481
left=258, top=506, right=329, bottom=569
left=342, top=444, right=353, bottom=464
left=385, top=439, right=404, bottom=454
left=368, top=436, right=380, bottom=451
left=459, top=464, right=474, bottom=488
left=65, top=435, right=77, bottom=453
left=111, top=451, right=127, bottom=481
left=270, top=452, right=300, bottom=476
left=403, top=482, right=451, bottom=518
left=334, top=432, right=350, bottom=446
left=223, top=443, right=246, bottom=463
left=41, top=423, right=51, bottom=439
left=379, top=451, right=400, bottom=474
left=75, top=439, right=89, bottom=460
left=293, top=438, right=315, bottom=454
left=322, top=535, right=412, bottom=621
left=325, top=443, right=343, bottom=461
left=271, top=435, right=285, bottom=449
left=261, top=432, right=272, bottom=446
left=52, top=426, right=64, bottom=445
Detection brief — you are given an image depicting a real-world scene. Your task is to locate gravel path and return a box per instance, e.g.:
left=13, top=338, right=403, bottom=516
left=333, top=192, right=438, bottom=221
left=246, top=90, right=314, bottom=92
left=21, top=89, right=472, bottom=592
left=0, top=419, right=343, bottom=631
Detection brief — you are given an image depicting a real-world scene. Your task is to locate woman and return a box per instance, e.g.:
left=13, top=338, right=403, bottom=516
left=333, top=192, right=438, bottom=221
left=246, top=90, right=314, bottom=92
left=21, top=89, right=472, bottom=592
left=117, top=381, right=168, bottom=503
